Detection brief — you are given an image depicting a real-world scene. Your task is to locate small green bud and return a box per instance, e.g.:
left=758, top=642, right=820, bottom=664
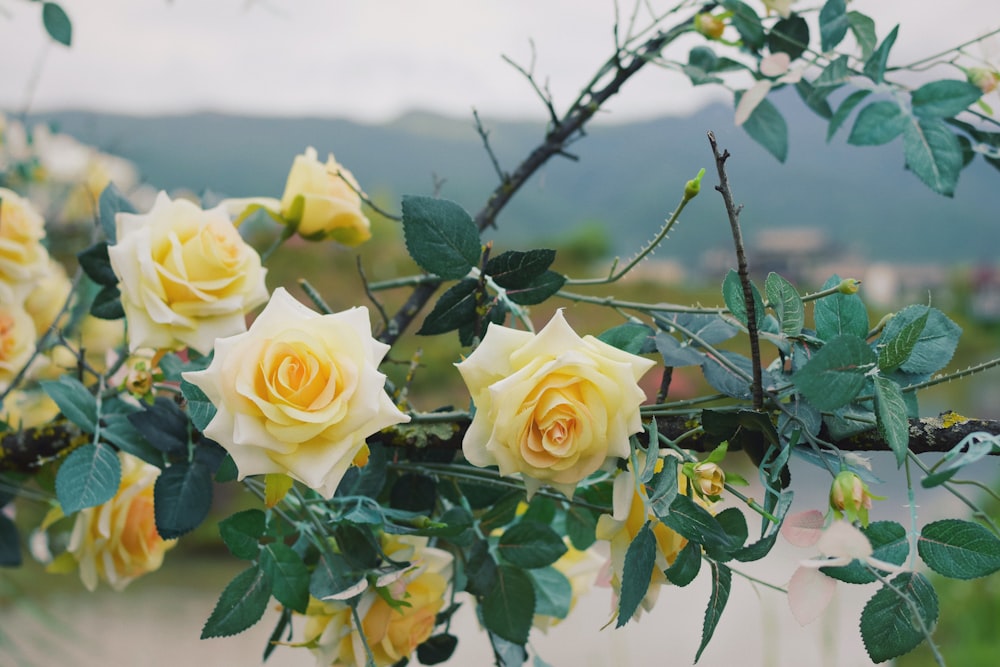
left=684, top=168, right=706, bottom=199
left=829, top=470, right=883, bottom=527
left=837, top=278, right=861, bottom=295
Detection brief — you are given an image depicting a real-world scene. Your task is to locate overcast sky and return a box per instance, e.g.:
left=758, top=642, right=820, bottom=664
left=1, top=0, right=997, bottom=122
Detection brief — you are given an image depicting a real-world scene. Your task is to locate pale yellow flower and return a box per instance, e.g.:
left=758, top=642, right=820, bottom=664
left=107, top=191, right=269, bottom=354
left=183, top=287, right=409, bottom=498
left=23, top=258, right=71, bottom=336
left=0, top=302, right=37, bottom=392
left=279, top=147, right=371, bottom=245
left=67, top=452, right=176, bottom=591
left=0, top=188, right=51, bottom=305
left=456, top=309, right=655, bottom=498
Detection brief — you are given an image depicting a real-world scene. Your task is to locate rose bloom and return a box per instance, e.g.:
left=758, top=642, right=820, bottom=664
left=303, top=536, right=453, bottom=667
left=692, top=461, right=725, bottom=497
left=24, top=257, right=71, bottom=336
left=67, top=452, right=176, bottom=591
left=596, top=457, right=700, bottom=620
left=0, top=187, right=51, bottom=305
left=0, top=302, right=36, bottom=392
left=456, top=309, right=655, bottom=498
left=107, top=191, right=269, bottom=354
left=1, top=388, right=60, bottom=429
left=183, top=287, right=409, bottom=498
left=280, top=147, right=371, bottom=245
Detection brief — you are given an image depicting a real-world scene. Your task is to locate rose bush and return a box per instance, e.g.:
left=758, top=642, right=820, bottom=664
left=456, top=309, right=655, bottom=497
left=183, top=287, right=409, bottom=498
left=107, top=191, right=269, bottom=354
left=279, top=146, right=371, bottom=244
left=65, top=452, right=176, bottom=591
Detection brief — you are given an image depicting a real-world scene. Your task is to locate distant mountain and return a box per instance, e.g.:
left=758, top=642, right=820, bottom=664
left=27, top=96, right=998, bottom=272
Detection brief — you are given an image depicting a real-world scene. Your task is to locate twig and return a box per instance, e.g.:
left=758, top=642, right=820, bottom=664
left=472, top=109, right=508, bottom=185
left=708, top=131, right=763, bottom=411
left=355, top=257, right=390, bottom=332
left=501, top=40, right=560, bottom=129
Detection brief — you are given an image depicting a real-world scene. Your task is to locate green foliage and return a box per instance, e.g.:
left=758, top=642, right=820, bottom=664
left=696, top=561, right=732, bottom=663
left=765, top=272, right=804, bottom=336
left=527, top=566, right=572, bottom=620
left=791, top=335, right=875, bottom=411
left=821, top=521, right=909, bottom=584
left=616, top=521, right=657, bottom=626
left=481, top=565, right=535, bottom=645
left=402, top=195, right=481, bottom=279
left=818, top=0, right=849, bottom=52
left=41, top=2, right=72, bottom=46
left=596, top=322, right=657, bottom=355
left=154, top=460, right=213, bottom=539
left=767, top=15, right=809, bottom=61
left=55, top=443, right=121, bottom=514
left=98, top=182, right=136, bottom=243
left=903, top=116, right=964, bottom=196
left=735, top=92, right=788, bottom=162
left=41, top=377, right=97, bottom=432
left=260, top=543, right=310, bottom=613
left=497, top=521, right=567, bottom=569
left=917, top=519, right=1000, bottom=580
left=814, top=275, right=869, bottom=340
left=665, top=540, right=702, bottom=586
left=722, top=269, right=764, bottom=329
left=201, top=566, right=273, bottom=639
left=218, top=509, right=266, bottom=560
left=860, top=571, right=939, bottom=663
left=879, top=305, right=961, bottom=375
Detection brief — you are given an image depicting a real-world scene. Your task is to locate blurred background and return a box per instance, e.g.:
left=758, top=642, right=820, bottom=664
left=2, top=1, right=999, bottom=665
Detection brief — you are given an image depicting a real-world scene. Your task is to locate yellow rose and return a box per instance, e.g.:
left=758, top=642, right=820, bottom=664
left=304, top=537, right=453, bottom=667
left=182, top=287, right=409, bottom=498
left=24, top=258, right=71, bottom=336
left=595, top=459, right=695, bottom=621
left=1, top=388, right=60, bottom=428
left=692, top=461, right=726, bottom=497
left=67, top=452, right=176, bottom=591
left=0, top=188, right=51, bottom=305
left=0, top=302, right=37, bottom=392
left=107, top=191, right=269, bottom=354
left=279, top=147, right=371, bottom=245
left=456, top=309, right=655, bottom=498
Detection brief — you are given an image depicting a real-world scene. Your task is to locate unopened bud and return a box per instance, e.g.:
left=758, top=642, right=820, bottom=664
left=693, top=461, right=725, bottom=497
left=837, top=278, right=861, bottom=295
left=124, top=357, right=155, bottom=397
left=967, top=67, right=999, bottom=95
left=694, top=13, right=726, bottom=40
left=829, top=470, right=882, bottom=527
left=684, top=168, right=706, bottom=200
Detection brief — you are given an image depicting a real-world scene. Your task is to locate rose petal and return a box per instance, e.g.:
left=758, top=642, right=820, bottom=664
left=787, top=565, right=837, bottom=626
left=781, top=509, right=826, bottom=547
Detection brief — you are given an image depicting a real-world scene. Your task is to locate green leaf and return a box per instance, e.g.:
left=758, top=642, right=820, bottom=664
left=485, top=249, right=555, bottom=289
left=791, top=335, right=876, bottom=411
left=260, top=542, right=310, bottom=613
left=662, top=494, right=736, bottom=560
left=814, top=275, right=869, bottom=340
left=91, top=283, right=125, bottom=320
left=903, top=116, right=962, bottom=196
left=921, top=432, right=999, bottom=488
left=180, top=379, right=217, bottom=433
left=847, top=11, right=877, bottom=60
left=41, top=2, right=72, bottom=46
left=41, top=377, right=98, bottom=432
left=201, top=565, right=272, bottom=639
left=737, top=93, right=788, bottom=162
left=77, top=242, right=118, bottom=287
left=127, top=396, right=189, bottom=455
left=720, top=0, right=764, bottom=51
left=154, top=460, right=213, bottom=539
left=218, top=509, right=266, bottom=560
left=504, top=270, right=566, bottom=306
left=847, top=101, right=907, bottom=146
left=862, top=24, right=898, bottom=84
left=767, top=15, right=809, bottom=61
left=821, top=521, right=909, bottom=584
left=722, top=269, right=764, bottom=329
left=497, top=521, right=568, bottom=569
left=0, top=513, right=22, bottom=566
left=734, top=489, right=795, bottom=562
left=417, top=278, right=479, bottom=335
left=309, top=551, right=363, bottom=600
left=813, top=55, right=851, bottom=89
left=98, top=182, right=136, bottom=243
left=665, top=539, right=702, bottom=587
left=596, top=322, right=656, bottom=355
left=101, top=413, right=161, bottom=466
left=873, top=376, right=910, bottom=467
left=859, top=571, right=938, bottom=663
left=481, top=565, right=535, bottom=645
left=818, top=0, right=849, bottom=52
left=565, top=504, right=597, bottom=551
left=647, top=456, right=679, bottom=518
left=417, top=634, right=459, bottom=665
left=465, top=539, right=498, bottom=597
left=478, top=491, right=523, bottom=535
left=654, top=332, right=704, bottom=367
left=401, top=195, right=481, bottom=279
left=695, top=561, right=732, bottom=663
left=528, top=566, right=572, bottom=619
left=878, top=310, right=928, bottom=373
left=911, top=80, right=984, bottom=118
left=616, top=521, right=657, bottom=626
left=701, top=351, right=761, bottom=401
left=765, top=272, right=804, bottom=336
left=56, top=443, right=121, bottom=514
left=879, top=305, right=961, bottom=375
left=917, top=519, right=1000, bottom=580
left=794, top=80, right=833, bottom=120
left=827, top=90, right=871, bottom=142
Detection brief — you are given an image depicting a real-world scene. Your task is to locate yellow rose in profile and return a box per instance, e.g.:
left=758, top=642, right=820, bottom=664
left=595, top=458, right=699, bottom=621
left=304, top=537, right=453, bottom=667
left=67, top=452, right=176, bottom=591
left=456, top=309, right=655, bottom=498
left=279, top=147, right=371, bottom=245
left=107, top=191, right=269, bottom=354
left=0, top=302, right=37, bottom=392
left=182, top=287, right=410, bottom=498
left=0, top=187, right=51, bottom=305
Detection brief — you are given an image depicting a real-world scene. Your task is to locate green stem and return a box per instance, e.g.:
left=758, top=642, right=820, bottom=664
left=351, top=604, right=377, bottom=667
